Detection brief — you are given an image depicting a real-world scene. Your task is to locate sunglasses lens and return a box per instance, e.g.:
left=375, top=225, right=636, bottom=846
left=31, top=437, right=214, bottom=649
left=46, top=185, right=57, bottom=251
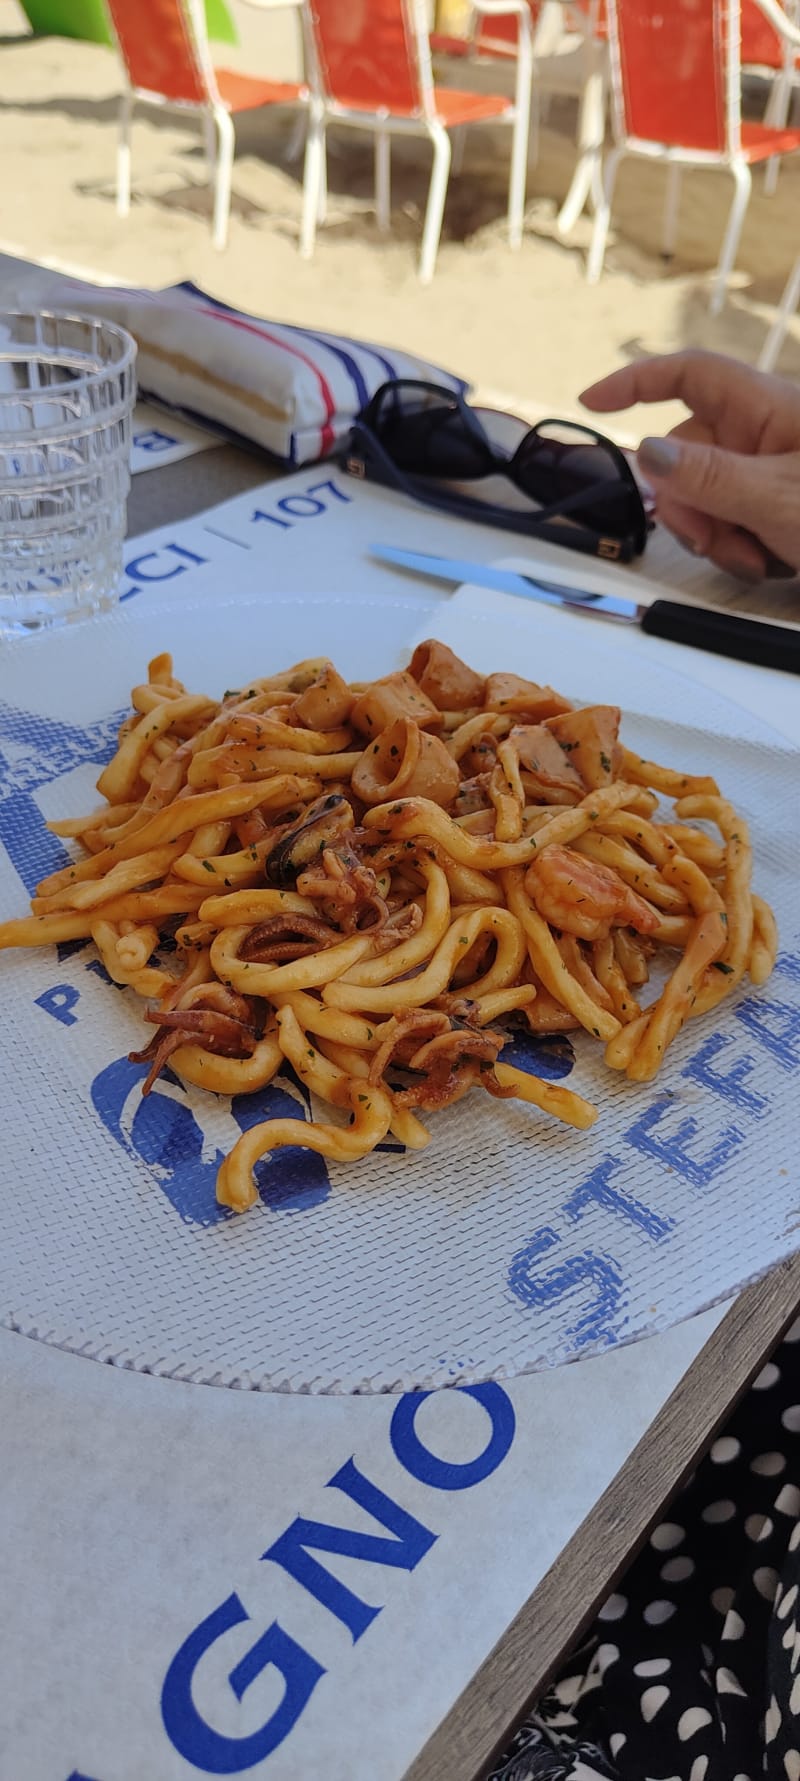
left=358, top=389, right=647, bottom=557
left=515, top=423, right=643, bottom=538
left=371, top=385, right=495, bottom=480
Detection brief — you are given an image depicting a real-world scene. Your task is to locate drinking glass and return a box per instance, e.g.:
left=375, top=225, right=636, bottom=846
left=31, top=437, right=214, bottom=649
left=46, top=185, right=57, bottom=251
left=0, top=311, right=137, bottom=635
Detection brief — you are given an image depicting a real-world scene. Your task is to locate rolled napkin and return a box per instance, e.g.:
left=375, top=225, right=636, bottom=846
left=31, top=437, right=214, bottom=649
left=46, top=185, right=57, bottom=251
left=10, top=275, right=467, bottom=466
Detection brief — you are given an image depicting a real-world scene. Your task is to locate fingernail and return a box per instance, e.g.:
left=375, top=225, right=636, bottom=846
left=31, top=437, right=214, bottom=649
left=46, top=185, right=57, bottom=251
left=638, top=436, right=681, bottom=478
left=673, top=530, right=703, bottom=556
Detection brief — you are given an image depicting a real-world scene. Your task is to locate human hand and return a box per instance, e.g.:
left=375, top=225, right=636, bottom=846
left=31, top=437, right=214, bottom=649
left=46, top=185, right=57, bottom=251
left=580, top=350, right=800, bottom=580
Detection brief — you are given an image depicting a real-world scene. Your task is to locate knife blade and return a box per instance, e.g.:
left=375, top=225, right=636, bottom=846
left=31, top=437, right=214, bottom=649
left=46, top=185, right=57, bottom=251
left=370, top=544, right=800, bottom=677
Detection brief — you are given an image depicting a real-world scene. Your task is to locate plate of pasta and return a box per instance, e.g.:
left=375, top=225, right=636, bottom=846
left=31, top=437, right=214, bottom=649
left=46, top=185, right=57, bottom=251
left=0, top=591, right=797, bottom=1393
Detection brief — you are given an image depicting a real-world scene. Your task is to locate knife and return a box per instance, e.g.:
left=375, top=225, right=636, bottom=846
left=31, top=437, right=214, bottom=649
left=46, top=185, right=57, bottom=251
left=370, top=544, right=800, bottom=677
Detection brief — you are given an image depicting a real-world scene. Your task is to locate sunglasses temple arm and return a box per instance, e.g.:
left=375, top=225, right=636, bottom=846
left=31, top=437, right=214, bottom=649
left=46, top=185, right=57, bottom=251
left=518, top=516, right=637, bottom=562
left=344, top=432, right=637, bottom=561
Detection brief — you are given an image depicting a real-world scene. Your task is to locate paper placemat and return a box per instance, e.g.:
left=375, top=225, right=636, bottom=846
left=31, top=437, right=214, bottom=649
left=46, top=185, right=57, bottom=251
left=0, top=1305, right=726, bottom=1781
left=131, top=402, right=217, bottom=474
left=0, top=570, right=797, bottom=1393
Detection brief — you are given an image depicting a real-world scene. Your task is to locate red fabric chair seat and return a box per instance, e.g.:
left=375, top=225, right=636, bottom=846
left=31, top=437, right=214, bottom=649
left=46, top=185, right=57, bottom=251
left=215, top=69, right=305, bottom=113
left=429, top=31, right=473, bottom=56
left=433, top=86, right=513, bottom=123
left=352, top=87, right=509, bottom=124
left=741, top=120, right=800, bottom=160
left=431, top=31, right=518, bottom=59
left=327, top=85, right=512, bottom=124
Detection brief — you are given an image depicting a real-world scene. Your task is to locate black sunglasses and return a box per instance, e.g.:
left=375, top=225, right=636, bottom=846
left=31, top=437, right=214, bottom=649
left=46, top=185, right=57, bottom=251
left=344, top=380, right=650, bottom=563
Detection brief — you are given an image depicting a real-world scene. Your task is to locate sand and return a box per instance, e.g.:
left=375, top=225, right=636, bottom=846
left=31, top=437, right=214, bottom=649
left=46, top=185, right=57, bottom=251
left=2, top=0, right=800, bottom=450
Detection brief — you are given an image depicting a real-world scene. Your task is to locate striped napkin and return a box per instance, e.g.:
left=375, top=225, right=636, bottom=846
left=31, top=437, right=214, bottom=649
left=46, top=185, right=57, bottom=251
left=19, top=276, right=468, bottom=466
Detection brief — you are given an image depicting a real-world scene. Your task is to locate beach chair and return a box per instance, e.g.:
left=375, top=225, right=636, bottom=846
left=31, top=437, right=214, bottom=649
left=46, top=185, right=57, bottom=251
left=300, top=0, right=533, bottom=283
left=586, top=0, right=800, bottom=312
left=430, top=0, right=541, bottom=61
left=105, top=0, right=306, bottom=250
left=742, top=0, right=800, bottom=96
left=741, top=0, right=800, bottom=192
left=20, top=0, right=236, bottom=46
left=431, top=1, right=609, bottom=232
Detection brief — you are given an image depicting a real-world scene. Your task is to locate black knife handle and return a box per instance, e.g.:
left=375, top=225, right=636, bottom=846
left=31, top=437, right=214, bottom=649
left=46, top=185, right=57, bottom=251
left=642, top=598, right=800, bottom=675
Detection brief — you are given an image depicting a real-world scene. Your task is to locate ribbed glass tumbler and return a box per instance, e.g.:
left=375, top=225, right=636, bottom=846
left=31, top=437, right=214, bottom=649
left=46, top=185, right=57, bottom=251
left=0, top=312, right=137, bottom=635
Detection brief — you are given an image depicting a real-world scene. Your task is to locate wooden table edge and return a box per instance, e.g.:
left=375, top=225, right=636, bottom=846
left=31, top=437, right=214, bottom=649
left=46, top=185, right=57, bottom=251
left=406, top=1253, right=800, bottom=1781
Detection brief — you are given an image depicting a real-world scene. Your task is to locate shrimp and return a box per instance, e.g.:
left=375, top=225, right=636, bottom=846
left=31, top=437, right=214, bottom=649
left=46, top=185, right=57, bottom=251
left=524, top=844, right=661, bottom=942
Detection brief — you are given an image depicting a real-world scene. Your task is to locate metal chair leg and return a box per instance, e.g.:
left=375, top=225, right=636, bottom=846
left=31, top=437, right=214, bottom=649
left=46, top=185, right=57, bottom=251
left=203, top=112, right=217, bottom=177
left=557, top=50, right=606, bottom=234
left=508, top=28, right=532, bottom=249
left=662, top=162, right=681, bottom=258
left=117, top=91, right=133, bottom=217
left=211, top=108, right=234, bottom=250
left=586, top=144, right=622, bottom=282
left=555, top=43, right=605, bottom=235
left=318, top=132, right=328, bottom=225
left=419, top=123, right=452, bottom=284
left=375, top=130, right=391, bottom=232
left=529, top=84, right=540, bottom=168
left=283, top=112, right=308, bottom=167
left=759, top=248, right=800, bottom=370
left=508, top=129, right=529, bottom=250
left=710, top=159, right=752, bottom=315
left=300, top=111, right=326, bottom=258
left=764, top=63, right=793, bottom=195
left=450, top=125, right=467, bottom=176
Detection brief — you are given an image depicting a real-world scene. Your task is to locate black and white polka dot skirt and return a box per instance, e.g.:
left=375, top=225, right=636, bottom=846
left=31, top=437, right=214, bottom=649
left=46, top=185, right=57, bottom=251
left=490, top=1319, right=800, bottom=1781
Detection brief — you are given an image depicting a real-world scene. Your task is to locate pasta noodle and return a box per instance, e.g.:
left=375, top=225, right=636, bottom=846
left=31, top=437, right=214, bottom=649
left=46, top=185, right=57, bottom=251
left=0, top=640, right=777, bottom=1215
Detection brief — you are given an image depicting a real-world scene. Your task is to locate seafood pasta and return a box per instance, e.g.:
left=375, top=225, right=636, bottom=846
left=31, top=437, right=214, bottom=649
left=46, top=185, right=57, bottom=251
left=0, top=641, right=777, bottom=1214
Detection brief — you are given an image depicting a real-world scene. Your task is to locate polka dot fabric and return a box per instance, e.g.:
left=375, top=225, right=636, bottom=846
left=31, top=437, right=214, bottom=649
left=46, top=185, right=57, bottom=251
left=489, top=1324, right=800, bottom=1781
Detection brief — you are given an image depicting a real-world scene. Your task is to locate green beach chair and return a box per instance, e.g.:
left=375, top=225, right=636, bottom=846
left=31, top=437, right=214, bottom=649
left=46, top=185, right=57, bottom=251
left=17, top=0, right=237, bottom=48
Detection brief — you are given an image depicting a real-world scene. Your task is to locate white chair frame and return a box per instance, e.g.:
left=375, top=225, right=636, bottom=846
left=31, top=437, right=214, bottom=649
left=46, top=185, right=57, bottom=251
left=432, top=1, right=610, bottom=237
left=760, top=246, right=800, bottom=364
left=756, top=0, right=800, bottom=191
left=300, top=0, right=533, bottom=283
left=109, top=0, right=305, bottom=251
left=550, top=0, right=609, bottom=235
left=587, top=0, right=800, bottom=313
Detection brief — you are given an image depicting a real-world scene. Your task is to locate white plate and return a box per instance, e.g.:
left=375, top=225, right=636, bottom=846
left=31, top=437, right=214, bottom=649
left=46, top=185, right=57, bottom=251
left=0, top=593, right=798, bottom=1394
